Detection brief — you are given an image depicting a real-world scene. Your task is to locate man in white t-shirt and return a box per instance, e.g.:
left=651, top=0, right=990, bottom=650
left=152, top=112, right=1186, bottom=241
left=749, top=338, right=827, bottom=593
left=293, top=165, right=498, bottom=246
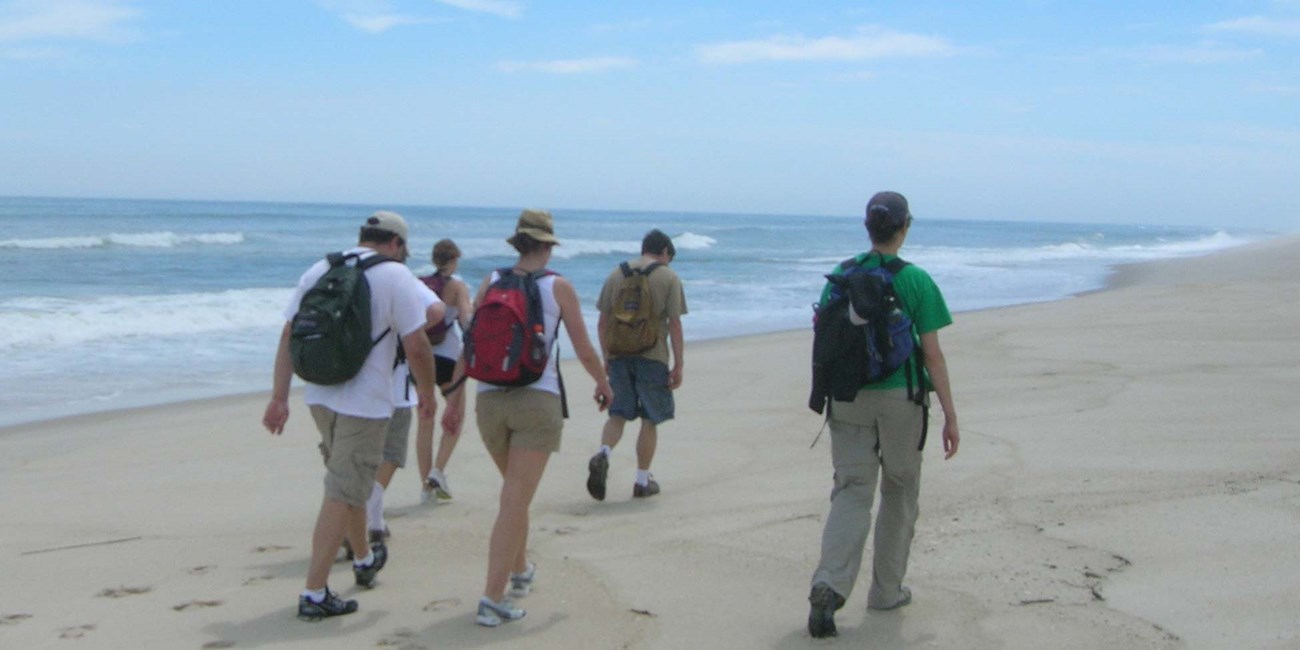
left=262, top=210, right=438, bottom=622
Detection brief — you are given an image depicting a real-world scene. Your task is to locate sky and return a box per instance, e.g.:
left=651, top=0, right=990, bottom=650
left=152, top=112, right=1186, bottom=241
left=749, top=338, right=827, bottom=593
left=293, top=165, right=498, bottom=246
left=1, top=1, right=1298, bottom=230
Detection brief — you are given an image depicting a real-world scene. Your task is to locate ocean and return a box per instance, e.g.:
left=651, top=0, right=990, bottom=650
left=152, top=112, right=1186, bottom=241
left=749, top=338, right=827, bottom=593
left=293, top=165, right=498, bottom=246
left=0, top=196, right=1269, bottom=429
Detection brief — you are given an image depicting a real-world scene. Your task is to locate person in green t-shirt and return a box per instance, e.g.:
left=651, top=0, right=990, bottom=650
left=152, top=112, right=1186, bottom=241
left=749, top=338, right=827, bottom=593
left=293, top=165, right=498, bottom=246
left=807, top=191, right=961, bottom=639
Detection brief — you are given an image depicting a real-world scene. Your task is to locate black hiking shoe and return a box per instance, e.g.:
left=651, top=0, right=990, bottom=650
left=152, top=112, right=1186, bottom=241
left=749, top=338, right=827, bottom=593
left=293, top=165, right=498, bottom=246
left=368, top=527, right=389, bottom=545
left=297, top=587, right=358, bottom=622
left=632, top=478, right=660, bottom=498
left=586, top=453, right=609, bottom=501
left=353, top=542, right=388, bottom=589
left=808, top=584, right=846, bottom=639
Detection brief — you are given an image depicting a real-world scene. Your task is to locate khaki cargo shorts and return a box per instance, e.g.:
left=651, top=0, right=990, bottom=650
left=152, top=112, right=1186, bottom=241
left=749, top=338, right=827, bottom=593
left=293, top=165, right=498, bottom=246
left=476, top=388, right=564, bottom=458
left=309, top=405, right=389, bottom=507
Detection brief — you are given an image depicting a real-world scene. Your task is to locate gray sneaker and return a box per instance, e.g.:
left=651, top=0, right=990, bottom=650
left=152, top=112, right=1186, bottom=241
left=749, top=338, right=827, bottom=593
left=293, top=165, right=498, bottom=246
left=353, top=542, right=388, bottom=589
left=507, top=562, right=536, bottom=599
left=475, top=596, right=525, bottom=627
left=297, top=588, right=358, bottom=622
left=586, top=453, right=609, bottom=501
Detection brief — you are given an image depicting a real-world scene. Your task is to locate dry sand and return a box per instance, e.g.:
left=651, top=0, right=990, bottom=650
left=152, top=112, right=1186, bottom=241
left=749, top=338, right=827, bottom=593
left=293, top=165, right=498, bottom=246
left=1, top=235, right=1298, bottom=649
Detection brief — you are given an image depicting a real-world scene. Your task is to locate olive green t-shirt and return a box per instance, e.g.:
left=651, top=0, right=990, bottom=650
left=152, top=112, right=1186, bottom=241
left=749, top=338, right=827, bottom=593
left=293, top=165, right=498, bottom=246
left=819, top=252, right=952, bottom=390
left=596, top=258, right=688, bottom=365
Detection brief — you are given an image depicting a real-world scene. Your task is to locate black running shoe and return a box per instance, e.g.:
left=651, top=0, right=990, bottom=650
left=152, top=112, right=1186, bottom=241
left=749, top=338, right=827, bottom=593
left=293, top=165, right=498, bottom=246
left=632, top=478, right=660, bottom=498
left=297, top=587, right=358, bottom=622
left=808, top=583, right=846, bottom=639
left=353, top=542, right=388, bottom=589
left=586, top=453, right=609, bottom=501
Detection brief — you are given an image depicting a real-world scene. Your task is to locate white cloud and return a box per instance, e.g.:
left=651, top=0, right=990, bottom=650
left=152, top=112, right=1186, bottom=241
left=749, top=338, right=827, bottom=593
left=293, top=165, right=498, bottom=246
left=318, top=0, right=438, bottom=33
left=1119, top=42, right=1264, bottom=64
left=433, top=0, right=522, bottom=19
left=0, top=0, right=138, bottom=44
left=696, top=26, right=954, bottom=64
left=1207, top=15, right=1300, bottom=38
left=496, top=56, right=637, bottom=74
left=342, top=12, right=438, bottom=33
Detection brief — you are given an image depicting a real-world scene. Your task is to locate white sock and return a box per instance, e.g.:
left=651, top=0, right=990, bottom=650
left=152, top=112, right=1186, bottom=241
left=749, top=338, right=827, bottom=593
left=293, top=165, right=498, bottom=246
left=302, top=587, right=326, bottom=602
left=636, top=469, right=651, bottom=486
left=354, top=550, right=375, bottom=568
left=599, top=445, right=612, bottom=457
left=365, top=482, right=384, bottom=532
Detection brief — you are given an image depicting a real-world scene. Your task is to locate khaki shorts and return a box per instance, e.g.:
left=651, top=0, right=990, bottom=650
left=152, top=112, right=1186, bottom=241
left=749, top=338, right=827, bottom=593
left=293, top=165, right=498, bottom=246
left=476, top=388, right=564, bottom=458
left=309, top=405, right=389, bottom=507
left=382, top=407, right=412, bottom=467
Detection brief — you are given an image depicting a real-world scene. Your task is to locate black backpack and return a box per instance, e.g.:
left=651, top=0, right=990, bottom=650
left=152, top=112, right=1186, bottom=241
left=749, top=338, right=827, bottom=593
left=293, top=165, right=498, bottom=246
left=289, top=251, right=395, bottom=385
left=809, top=252, right=925, bottom=415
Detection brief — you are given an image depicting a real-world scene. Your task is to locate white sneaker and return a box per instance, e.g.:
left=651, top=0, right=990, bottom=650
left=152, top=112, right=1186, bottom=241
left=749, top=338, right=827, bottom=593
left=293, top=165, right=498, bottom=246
left=419, top=485, right=435, bottom=505
left=507, top=562, right=536, bottom=598
left=428, top=468, right=453, bottom=500
left=475, top=596, right=525, bottom=627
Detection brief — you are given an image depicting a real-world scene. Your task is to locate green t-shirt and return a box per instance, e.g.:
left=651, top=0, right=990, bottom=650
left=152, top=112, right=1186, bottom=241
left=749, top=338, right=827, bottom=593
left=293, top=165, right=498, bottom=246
left=819, top=252, right=953, bottom=391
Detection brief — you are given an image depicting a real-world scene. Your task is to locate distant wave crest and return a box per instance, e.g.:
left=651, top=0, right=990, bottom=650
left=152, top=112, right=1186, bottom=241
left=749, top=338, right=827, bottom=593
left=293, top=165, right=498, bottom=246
left=0, top=288, right=289, bottom=349
left=0, top=231, right=245, bottom=250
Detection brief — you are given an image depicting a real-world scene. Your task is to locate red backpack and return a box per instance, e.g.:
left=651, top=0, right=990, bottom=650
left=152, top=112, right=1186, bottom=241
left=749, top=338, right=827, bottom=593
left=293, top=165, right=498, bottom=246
left=463, top=268, right=557, bottom=386
left=419, top=273, right=452, bottom=345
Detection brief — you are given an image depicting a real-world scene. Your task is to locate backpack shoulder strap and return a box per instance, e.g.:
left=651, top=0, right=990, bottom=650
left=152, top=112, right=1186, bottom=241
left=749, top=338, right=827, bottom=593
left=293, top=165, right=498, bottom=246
left=882, top=256, right=910, bottom=274
left=356, top=253, right=394, bottom=271
left=641, top=262, right=664, bottom=276
left=619, top=261, right=634, bottom=277
left=839, top=255, right=862, bottom=273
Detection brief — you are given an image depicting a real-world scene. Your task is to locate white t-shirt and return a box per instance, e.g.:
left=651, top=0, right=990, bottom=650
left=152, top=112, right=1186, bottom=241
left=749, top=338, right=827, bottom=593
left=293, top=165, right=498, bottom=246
left=283, top=247, right=431, bottom=419
left=394, top=281, right=441, bottom=408
left=476, top=271, right=562, bottom=396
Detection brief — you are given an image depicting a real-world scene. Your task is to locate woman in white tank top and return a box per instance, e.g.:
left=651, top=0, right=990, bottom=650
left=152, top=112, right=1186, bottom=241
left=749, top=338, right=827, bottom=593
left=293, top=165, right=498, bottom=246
left=417, top=239, right=474, bottom=504
left=441, top=210, right=613, bottom=627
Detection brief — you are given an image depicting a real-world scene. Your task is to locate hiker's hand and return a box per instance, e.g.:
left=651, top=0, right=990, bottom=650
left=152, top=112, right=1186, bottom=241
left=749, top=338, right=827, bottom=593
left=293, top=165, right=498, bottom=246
left=262, top=399, right=289, bottom=435
left=594, top=384, right=613, bottom=412
left=942, top=420, right=959, bottom=460
left=667, top=366, right=683, bottom=390
left=441, top=391, right=465, bottom=433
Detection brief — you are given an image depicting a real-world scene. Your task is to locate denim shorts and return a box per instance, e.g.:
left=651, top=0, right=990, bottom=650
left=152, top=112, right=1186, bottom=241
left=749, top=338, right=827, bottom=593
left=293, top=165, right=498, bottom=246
left=607, top=357, right=675, bottom=424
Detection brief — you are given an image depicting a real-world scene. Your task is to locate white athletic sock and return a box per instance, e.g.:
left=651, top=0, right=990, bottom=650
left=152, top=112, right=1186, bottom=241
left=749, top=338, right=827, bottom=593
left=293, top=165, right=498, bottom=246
left=599, top=445, right=612, bottom=457
left=303, top=587, right=326, bottom=602
left=365, top=481, right=384, bottom=532
left=354, top=550, right=375, bottom=568
left=636, top=469, right=651, bottom=486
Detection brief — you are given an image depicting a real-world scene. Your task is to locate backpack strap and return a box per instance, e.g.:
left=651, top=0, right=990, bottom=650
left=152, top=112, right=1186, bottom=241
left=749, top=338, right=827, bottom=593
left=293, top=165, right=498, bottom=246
left=334, top=251, right=396, bottom=345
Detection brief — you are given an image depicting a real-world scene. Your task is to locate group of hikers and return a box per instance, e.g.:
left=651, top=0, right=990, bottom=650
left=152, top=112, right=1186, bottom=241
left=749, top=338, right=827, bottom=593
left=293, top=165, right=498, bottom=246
left=260, top=191, right=960, bottom=638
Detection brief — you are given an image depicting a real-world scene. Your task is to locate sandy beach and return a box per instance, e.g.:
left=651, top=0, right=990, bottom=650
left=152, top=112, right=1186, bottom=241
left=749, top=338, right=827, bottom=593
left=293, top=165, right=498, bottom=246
left=2, top=235, right=1298, bottom=649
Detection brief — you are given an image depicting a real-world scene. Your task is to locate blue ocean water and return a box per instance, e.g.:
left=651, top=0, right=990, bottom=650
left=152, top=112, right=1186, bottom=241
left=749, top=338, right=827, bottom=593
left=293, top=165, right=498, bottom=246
left=0, top=196, right=1269, bottom=428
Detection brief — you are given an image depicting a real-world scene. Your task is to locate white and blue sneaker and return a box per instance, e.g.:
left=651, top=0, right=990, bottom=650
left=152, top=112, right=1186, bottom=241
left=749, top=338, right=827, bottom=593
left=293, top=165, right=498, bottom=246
left=475, top=596, right=525, bottom=627
left=507, top=562, right=536, bottom=599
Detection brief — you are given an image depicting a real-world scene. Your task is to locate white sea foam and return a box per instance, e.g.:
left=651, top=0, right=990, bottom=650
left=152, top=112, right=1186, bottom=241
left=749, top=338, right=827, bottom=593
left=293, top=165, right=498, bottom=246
left=672, top=232, right=717, bottom=250
left=0, top=231, right=245, bottom=249
left=0, top=288, right=290, bottom=349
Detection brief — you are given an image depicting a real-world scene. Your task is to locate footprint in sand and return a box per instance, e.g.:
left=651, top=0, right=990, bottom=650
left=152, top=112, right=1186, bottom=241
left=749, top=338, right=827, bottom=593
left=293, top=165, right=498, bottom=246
left=552, top=525, right=578, bottom=536
left=242, top=574, right=274, bottom=586
left=376, top=628, right=427, bottom=649
left=97, top=586, right=152, bottom=598
left=1, top=614, right=32, bottom=626
left=173, top=600, right=224, bottom=612
left=422, top=597, right=461, bottom=612
left=189, top=565, right=216, bottom=575
left=58, top=624, right=96, bottom=639
left=201, top=641, right=236, bottom=649
left=253, top=544, right=292, bottom=553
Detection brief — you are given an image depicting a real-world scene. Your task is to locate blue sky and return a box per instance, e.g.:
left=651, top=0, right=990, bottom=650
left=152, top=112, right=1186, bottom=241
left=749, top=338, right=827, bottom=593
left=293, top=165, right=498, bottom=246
left=1, top=1, right=1297, bottom=229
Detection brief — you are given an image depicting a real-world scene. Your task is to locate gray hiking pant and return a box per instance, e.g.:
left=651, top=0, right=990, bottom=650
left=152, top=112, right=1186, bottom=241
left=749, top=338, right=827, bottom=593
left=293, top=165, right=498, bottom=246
left=811, top=388, right=925, bottom=609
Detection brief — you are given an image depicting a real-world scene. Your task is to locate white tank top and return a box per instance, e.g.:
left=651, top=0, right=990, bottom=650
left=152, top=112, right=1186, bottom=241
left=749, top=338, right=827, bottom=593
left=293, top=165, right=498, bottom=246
left=476, top=271, right=562, bottom=396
